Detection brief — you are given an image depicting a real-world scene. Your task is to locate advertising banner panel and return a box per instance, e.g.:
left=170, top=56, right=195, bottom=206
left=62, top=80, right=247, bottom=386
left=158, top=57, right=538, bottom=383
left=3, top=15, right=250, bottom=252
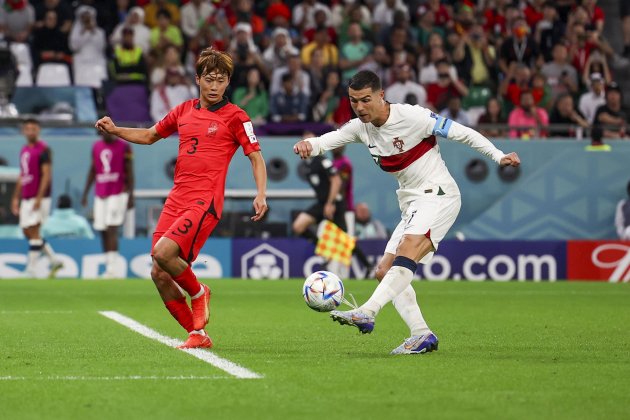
left=567, top=241, right=630, bottom=282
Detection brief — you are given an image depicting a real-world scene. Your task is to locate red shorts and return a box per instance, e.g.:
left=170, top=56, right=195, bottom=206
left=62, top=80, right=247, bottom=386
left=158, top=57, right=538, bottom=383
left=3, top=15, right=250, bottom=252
left=152, top=203, right=219, bottom=263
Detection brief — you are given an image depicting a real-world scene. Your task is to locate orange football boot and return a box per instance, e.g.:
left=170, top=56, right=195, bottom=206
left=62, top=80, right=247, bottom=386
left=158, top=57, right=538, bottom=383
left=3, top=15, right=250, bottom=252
left=177, top=333, right=213, bottom=349
left=191, top=283, right=211, bottom=331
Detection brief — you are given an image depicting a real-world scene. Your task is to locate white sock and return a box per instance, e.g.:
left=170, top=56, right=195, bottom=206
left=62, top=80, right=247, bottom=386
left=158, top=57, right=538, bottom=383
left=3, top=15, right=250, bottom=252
left=392, top=285, right=430, bottom=337
left=27, top=239, right=43, bottom=270
left=360, top=265, right=414, bottom=316
left=106, top=251, right=118, bottom=273
left=191, top=287, right=204, bottom=299
left=42, top=241, right=57, bottom=261
left=191, top=329, right=205, bottom=336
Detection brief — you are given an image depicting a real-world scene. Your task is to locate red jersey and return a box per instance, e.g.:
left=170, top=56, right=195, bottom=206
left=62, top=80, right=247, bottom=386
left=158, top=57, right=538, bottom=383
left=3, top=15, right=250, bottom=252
left=155, top=98, right=261, bottom=219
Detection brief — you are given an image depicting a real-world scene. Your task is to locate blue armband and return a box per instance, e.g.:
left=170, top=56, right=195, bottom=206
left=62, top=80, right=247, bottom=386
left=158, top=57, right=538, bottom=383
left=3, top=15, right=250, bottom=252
left=431, top=115, right=453, bottom=138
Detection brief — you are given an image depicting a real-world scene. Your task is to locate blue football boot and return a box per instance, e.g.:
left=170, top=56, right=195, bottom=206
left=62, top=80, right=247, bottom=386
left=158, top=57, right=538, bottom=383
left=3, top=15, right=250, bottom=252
left=330, top=309, right=375, bottom=334
left=390, top=333, right=439, bottom=355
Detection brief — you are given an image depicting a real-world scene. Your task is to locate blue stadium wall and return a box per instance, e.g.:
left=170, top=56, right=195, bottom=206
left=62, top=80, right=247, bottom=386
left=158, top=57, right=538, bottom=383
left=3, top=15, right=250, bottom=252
left=1, top=133, right=628, bottom=240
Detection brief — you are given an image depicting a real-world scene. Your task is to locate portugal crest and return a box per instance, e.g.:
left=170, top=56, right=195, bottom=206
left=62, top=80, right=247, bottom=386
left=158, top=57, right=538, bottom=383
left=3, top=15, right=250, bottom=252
left=392, top=137, right=404, bottom=152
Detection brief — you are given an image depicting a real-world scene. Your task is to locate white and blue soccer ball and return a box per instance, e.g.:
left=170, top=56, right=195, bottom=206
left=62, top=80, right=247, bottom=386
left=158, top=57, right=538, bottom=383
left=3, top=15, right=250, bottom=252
left=303, top=271, right=344, bottom=312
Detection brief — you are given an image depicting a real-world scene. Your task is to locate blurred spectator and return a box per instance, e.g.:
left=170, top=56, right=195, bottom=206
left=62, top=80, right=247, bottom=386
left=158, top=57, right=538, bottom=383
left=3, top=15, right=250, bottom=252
left=426, top=0, right=451, bottom=29
left=262, top=27, right=299, bottom=73
left=312, top=70, right=342, bottom=123
left=568, top=23, right=613, bottom=76
left=535, top=2, right=564, bottom=62
left=228, top=0, right=265, bottom=41
left=265, top=0, right=292, bottom=31
left=303, top=9, right=337, bottom=44
left=440, top=96, right=470, bottom=126
left=579, top=72, right=606, bottom=124
left=150, top=67, right=194, bottom=122
left=482, top=0, right=510, bottom=39
left=232, top=67, right=269, bottom=124
left=31, top=10, right=71, bottom=72
left=582, top=51, right=612, bottom=87
left=180, top=0, right=215, bottom=41
left=69, top=5, right=107, bottom=88
left=115, top=0, right=132, bottom=24
left=614, top=180, right=630, bottom=240
left=385, top=64, right=426, bottom=106
left=308, top=48, right=334, bottom=105
left=531, top=72, right=552, bottom=110
left=623, top=2, right=630, bottom=58
left=419, top=45, right=458, bottom=85
left=109, top=26, right=148, bottom=84
left=501, top=62, right=532, bottom=108
left=270, top=53, right=311, bottom=98
left=41, top=195, right=94, bottom=239
left=508, top=90, right=549, bottom=139
left=0, top=0, right=35, bottom=43
left=270, top=73, right=308, bottom=123
left=415, top=7, right=445, bottom=48
left=150, top=44, right=185, bottom=88
left=186, top=13, right=230, bottom=73
left=373, top=0, right=409, bottom=33
left=301, top=26, right=338, bottom=67
left=339, top=23, right=371, bottom=82
left=144, top=0, right=180, bottom=28
left=34, top=0, right=72, bottom=34
left=582, top=0, right=605, bottom=35
left=523, top=0, right=545, bottom=28
left=149, top=9, right=183, bottom=52
left=110, top=6, right=150, bottom=53
left=383, top=26, right=415, bottom=72
left=594, top=83, right=627, bottom=139
left=477, top=97, right=507, bottom=138
left=378, top=8, right=413, bottom=48
left=541, top=44, right=578, bottom=101
left=354, top=202, right=387, bottom=239
left=498, top=18, right=539, bottom=76
left=228, top=22, right=267, bottom=89
left=292, top=0, right=332, bottom=32
left=549, top=93, right=588, bottom=138
left=452, top=24, right=495, bottom=88
left=332, top=146, right=353, bottom=211
left=426, top=59, right=468, bottom=111
left=331, top=0, right=371, bottom=40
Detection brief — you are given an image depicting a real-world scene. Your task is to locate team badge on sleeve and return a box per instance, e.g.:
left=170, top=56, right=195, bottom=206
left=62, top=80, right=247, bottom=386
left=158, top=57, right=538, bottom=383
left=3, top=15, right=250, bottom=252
left=243, top=121, right=258, bottom=144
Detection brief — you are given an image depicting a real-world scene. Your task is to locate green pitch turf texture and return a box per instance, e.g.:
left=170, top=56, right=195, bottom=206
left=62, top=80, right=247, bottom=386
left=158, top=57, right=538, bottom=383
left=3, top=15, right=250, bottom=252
left=1, top=279, right=629, bottom=420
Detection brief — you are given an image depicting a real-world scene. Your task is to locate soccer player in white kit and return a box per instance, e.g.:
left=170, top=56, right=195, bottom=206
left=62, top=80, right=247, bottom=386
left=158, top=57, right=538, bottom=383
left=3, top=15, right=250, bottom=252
left=294, top=71, right=521, bottom=354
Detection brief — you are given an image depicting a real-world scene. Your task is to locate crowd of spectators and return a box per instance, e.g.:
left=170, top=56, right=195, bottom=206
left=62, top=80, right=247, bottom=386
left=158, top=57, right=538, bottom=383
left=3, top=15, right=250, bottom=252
left=1, top=0, right=629, bottom=139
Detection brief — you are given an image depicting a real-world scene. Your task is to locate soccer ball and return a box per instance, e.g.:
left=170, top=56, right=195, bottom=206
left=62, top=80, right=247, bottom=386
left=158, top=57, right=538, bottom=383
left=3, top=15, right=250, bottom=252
left=303, top=271, right=344, bottom=312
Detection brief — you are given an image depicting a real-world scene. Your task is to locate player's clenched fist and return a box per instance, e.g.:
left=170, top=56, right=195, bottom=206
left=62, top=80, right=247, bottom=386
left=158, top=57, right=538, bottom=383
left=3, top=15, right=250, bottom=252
left=500, top=152, right=521, bottom=167
left=293, top=140, right=313, bottom=159
left=95, top=116, right=117, bottom=134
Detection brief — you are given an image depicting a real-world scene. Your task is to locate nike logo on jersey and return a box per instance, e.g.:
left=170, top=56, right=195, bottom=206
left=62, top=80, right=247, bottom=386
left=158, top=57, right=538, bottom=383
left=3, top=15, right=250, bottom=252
left=368, top=144, right=376, bottom=148
left=178, top=123, right=188, bottom=127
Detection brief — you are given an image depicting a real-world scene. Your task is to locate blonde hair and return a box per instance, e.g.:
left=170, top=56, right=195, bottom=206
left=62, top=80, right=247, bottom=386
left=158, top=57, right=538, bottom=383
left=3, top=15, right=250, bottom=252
left=196, top=48, right=234, bottom=78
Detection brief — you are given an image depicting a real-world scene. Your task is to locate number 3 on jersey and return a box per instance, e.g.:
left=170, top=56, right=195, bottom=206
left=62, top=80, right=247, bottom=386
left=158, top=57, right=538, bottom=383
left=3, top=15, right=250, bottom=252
left=187, top=137, right=199, bottom=154
left=172, top=218, right=193, bottom=236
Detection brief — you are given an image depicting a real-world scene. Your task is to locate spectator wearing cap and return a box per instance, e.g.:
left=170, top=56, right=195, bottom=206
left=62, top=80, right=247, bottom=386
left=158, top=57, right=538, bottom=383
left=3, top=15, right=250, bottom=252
left=594, top=83, right=628, bottom=139
left=110, top=6, right=151, bottom=53
left=144, top=0, right=180, bottom=28
left=262, top=27, right=299, bottom=73
left=301, top=25, right=339, bottom=67
left=541, top=44, right=578, bottom=102
left=180, top=0, right=215, bottom=41
left=579, top=72, right=606, bottom=124
left=149, top=8, right=183, bottom=52
left=508, top=90, right=549, bottom=139
left=385, top=64, right=426, bottom=106
left=41, top=195, right=94, bottom=239
left=110, top=26, right=148, bottom=84
left=229, top=22, right=267, bottom=89
left=0, top=0, right=35, bottom=43
left=150, top=67, right=195, bottom=122
left=69, top=5, right=107, bottom=88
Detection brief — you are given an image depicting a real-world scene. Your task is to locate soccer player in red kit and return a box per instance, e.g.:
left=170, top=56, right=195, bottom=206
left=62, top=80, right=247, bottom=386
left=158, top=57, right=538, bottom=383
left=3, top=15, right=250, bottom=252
left=95, top=48, right=268, bottom=349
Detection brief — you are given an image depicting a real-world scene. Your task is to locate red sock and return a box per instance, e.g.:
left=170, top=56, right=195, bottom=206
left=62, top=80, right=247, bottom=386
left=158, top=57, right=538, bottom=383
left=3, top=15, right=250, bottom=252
left=173, top=266, right=202, bottom=297
left=165, top=297, right=194, bottom=333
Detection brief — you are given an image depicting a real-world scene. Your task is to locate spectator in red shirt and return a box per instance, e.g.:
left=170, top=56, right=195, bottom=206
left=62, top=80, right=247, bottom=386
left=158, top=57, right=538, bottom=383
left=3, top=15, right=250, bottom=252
left=583, top=0, right=605, bottom=35
left=426, top=59, right=469, bottom=111
left=95, top=48, right=269, bottom=349
left=523, top=0, right=545, bottom=28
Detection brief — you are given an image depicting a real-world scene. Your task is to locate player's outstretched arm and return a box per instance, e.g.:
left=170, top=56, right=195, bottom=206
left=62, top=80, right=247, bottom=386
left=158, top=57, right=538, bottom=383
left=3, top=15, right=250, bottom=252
left=95, top=116, right=162, bottom=145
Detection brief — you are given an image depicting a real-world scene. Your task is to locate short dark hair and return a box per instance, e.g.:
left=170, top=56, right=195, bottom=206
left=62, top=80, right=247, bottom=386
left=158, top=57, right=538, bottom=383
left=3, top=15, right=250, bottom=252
left=156, top=9, right=171, bottom=20
left=348, top=70, right=381, bottom=91
left=57, top=194, right=72, bottom=209
left=22, top=118, right=40, bottom=126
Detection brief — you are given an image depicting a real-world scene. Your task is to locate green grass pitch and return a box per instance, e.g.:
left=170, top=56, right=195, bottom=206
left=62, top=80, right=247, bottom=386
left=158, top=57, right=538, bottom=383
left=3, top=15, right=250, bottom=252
left=1, top=279, right=629, bottom=420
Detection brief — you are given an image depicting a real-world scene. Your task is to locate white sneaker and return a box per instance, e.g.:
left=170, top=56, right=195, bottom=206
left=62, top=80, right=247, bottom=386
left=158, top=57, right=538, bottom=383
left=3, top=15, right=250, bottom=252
left=49, top=261, right=64, bottom=278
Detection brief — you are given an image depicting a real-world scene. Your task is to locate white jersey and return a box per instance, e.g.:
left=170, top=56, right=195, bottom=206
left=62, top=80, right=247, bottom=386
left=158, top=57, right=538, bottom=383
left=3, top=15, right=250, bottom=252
left=306, top=103, right=506, bottom=213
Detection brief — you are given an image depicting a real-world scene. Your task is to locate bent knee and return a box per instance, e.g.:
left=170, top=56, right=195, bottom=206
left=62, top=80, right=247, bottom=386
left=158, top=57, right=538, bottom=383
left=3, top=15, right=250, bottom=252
left=152, top=243, right=175, bottom=266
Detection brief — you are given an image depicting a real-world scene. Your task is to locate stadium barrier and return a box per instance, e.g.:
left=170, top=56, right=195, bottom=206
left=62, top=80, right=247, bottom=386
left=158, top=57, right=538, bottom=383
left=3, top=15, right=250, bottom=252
left=0, top=238, right=627, bottom=282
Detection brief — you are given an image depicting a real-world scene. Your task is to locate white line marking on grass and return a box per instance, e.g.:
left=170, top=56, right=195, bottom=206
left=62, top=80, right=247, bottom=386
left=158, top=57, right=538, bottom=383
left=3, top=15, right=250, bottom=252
left=99, top=311, right=263, bottom=379
left=0, top=375, right=229, bottom=381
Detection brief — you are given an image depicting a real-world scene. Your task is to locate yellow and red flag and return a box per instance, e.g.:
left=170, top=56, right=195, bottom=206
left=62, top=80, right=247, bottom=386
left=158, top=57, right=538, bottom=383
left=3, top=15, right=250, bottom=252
left=315, top=220, right=356, bottom=266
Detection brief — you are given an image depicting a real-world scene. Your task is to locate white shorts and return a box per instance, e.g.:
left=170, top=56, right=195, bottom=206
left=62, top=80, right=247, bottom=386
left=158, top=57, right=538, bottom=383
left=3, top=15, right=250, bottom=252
left=19, top=197, right=51, bottom=229
left=93, top=192, right=128, bottom=231
left=384, top=193, right=461, bottom=264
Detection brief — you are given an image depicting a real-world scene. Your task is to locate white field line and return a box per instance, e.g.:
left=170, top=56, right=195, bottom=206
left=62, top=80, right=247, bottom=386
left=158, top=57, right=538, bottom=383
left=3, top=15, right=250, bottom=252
left=99, top=311, right=263, bottom=379
left=0, top=375, right=229, bottom=381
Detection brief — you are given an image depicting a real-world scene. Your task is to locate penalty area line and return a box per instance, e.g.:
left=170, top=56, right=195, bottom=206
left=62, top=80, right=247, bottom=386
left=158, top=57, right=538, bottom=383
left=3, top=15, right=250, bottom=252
left=99, top=311, right=263, bottom=379
left=0, top=375, right=230, bottom=381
